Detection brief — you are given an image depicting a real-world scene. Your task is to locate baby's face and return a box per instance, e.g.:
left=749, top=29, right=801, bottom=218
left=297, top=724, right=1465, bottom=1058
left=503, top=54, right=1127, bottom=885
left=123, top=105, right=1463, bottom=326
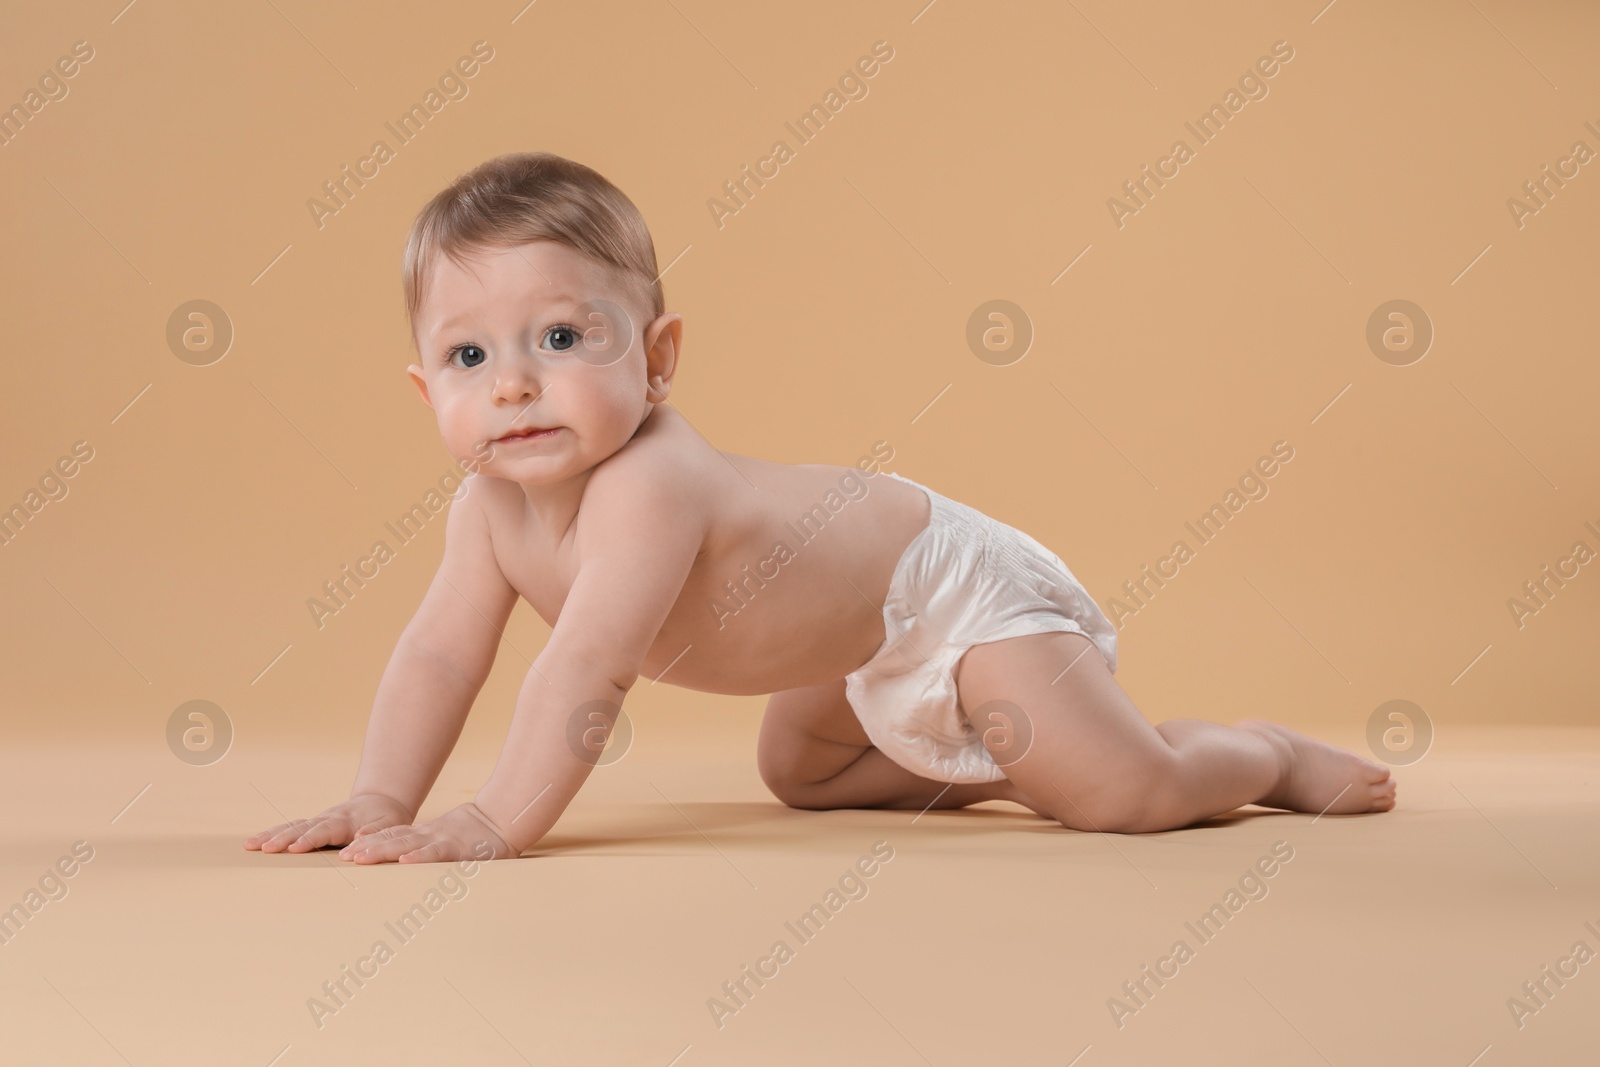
left=408, top=240, right=674, bottom=489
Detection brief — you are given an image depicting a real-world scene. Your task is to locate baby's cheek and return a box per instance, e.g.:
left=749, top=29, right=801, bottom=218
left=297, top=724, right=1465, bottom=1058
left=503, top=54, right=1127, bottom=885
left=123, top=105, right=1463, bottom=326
left=434, top=398, right=478, bottom=438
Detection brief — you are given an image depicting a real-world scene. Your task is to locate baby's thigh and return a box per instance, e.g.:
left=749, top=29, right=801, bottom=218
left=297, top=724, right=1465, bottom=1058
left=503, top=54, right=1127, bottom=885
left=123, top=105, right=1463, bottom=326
left=756, top=678, right=872, bottom=785
left=954, top=630, right=1176, bottom=826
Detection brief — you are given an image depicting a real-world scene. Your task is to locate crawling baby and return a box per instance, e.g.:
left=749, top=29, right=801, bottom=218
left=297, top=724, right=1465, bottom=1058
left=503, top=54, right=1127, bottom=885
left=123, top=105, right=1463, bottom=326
left=245, top=151, right=1395, bottom=865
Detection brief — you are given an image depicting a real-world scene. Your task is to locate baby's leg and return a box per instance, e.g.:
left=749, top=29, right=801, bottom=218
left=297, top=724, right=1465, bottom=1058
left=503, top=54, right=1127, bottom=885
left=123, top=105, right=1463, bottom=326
left=955, top=631, right=1395, bottom=833
left=756, top=677, right=1021, bottom=812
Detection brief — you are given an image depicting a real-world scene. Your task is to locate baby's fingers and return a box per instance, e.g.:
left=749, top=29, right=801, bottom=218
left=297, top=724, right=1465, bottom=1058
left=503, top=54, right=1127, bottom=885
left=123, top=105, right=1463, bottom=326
left=396, top=840, right=455, bottom=865
left=284, top=817, right=352, bottom=853
left=244, top=821, right=294, bottom=849
left=250, top=820, right=315, bottom=853
left=340, top=825, right=418, bottom=865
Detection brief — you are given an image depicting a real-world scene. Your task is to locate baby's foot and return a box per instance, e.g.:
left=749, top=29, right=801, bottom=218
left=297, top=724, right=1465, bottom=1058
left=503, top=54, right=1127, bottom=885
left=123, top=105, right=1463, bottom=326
left=1236, top=720, right=1396, bottom=815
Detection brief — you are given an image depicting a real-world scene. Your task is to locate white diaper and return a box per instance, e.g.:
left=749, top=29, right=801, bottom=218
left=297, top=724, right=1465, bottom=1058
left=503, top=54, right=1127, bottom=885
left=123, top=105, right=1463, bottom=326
left=843, top=471, right=1118, bottom=784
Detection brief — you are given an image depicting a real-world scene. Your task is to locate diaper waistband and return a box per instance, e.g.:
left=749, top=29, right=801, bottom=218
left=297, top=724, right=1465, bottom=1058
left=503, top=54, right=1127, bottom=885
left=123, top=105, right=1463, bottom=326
left=879, top=470, right=996, bottom=547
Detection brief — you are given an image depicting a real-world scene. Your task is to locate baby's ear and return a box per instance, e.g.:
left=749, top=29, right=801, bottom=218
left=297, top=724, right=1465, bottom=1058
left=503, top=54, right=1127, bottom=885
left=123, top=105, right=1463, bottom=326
left=643, top=312, right=682, bottom=400
left=405, top=363, right=434, bottom=409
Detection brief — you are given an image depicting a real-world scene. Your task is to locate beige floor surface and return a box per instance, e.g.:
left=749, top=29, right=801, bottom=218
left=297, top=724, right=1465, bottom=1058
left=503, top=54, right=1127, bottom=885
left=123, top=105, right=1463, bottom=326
left=2, top=725, right=1595, bottom=1066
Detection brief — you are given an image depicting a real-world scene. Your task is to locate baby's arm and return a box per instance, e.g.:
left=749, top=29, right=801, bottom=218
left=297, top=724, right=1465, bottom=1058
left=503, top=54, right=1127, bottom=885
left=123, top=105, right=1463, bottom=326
left=244, top=483, right=514, bottom=854
left=340, top=458, right=705, bottom=864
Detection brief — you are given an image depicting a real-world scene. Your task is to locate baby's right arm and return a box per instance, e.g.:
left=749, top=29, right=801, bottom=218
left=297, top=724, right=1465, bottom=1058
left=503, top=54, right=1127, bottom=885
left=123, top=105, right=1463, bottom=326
left=244, top=481, right=516, bottom=854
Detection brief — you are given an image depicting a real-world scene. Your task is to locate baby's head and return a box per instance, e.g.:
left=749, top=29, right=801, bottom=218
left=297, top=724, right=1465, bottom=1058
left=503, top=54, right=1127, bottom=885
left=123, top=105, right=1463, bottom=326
left=402, top=151, right=680, bottom=488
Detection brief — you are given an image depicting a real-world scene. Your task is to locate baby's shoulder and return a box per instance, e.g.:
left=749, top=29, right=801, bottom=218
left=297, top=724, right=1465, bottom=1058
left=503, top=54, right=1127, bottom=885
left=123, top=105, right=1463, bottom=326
left=442, top=472, right=509, bottom=540
left=574, top=411, right=717, bottom=535
left=589, top=406, right=717, bottom=495
left=583, top=428, right=702, bottom=513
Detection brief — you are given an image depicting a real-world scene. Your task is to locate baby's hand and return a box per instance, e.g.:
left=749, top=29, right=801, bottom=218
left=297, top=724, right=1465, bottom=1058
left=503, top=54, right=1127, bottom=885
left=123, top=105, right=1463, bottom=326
left=338, top=803, right=518, bottom=865
left=244, top=793, right=414, bottom=854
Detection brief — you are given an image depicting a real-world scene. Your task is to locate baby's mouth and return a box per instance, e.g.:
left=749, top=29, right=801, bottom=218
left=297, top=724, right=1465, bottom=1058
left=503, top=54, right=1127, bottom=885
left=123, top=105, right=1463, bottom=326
left=495, top=426, right=561, bottom=444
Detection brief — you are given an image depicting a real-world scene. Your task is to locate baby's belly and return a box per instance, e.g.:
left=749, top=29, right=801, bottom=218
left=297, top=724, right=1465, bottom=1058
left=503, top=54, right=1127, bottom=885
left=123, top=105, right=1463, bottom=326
left=636, top=552, right=892, bottom=695
left=642, top=587, right=887, bottom=695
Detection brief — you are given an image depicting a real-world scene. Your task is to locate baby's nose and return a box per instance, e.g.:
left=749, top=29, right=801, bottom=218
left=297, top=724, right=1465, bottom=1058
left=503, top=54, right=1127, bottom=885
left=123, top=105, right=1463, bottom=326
left=493, top=359, right=541, bottom=401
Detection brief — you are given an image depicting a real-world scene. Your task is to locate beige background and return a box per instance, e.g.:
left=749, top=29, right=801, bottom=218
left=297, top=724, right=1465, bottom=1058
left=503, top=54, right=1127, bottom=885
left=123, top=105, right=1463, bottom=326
left=2, top=1, right=1597, bottom=1064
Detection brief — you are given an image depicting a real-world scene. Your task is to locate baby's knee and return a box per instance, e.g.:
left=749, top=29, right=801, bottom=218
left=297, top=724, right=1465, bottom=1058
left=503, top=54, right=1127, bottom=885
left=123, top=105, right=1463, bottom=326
left=757, top=757, right=800, bottom=806
left=762, top=776, right=848, bottom=812
left=756, top=747, right=824, bottom=810
left=762, top=772, right=817, bottom=810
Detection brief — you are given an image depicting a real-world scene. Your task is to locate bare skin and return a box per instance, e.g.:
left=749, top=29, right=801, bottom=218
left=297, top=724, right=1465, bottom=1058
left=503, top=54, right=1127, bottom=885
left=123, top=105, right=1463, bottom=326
left=244, top=238, right=1394, bottom=865
left=757, top=636, right=1395, bottom=830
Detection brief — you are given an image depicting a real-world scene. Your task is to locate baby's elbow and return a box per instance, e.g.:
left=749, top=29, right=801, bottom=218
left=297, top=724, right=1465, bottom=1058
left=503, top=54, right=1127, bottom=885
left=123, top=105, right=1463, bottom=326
left=539, top=653, right=637, bottom=697
left=582, top=647, right=646, bottom=694
left=603, top=665, right=640, bottom=693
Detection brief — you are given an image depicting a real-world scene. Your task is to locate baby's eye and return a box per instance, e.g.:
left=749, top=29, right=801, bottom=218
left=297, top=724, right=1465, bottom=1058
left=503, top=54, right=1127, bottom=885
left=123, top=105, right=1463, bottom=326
left=544, top=324, right=579, bottom=352
left=450, top=344, right=487, bottom=369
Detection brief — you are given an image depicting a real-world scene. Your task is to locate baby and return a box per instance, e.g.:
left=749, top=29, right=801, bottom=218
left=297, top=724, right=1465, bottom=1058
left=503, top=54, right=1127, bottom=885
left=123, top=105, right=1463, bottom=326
left=245, top=152, right=1395, bottom=865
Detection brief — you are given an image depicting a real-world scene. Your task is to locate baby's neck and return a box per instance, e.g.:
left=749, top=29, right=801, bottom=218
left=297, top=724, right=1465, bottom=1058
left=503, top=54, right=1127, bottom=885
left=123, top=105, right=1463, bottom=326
left=515, top=468, right=594, bottom=523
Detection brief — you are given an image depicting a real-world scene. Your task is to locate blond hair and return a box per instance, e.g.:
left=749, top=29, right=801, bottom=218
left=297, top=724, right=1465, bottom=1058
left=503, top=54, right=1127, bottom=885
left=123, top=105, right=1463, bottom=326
left=401, top=152, right=664, bottom=349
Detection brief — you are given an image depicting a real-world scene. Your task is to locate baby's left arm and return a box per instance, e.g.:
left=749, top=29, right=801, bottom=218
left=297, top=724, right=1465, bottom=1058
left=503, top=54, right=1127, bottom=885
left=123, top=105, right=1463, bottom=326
left=341, top=457, right=706, bottom=864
